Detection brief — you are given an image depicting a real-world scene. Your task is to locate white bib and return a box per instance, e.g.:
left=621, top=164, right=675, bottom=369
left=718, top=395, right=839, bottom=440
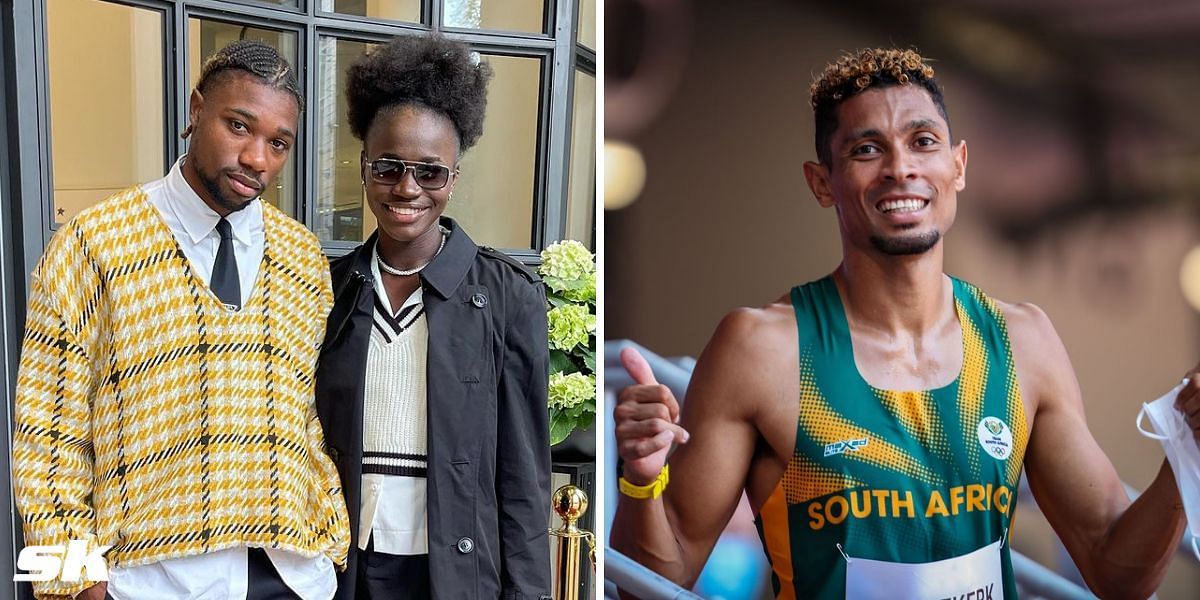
left=844, top=538, right=1004, bottom=600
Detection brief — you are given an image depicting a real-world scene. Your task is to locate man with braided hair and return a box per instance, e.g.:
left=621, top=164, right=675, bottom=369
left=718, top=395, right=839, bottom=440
left=612, top=48, right=1194, bottom=598
left=13, top=40, right=349, bottom=600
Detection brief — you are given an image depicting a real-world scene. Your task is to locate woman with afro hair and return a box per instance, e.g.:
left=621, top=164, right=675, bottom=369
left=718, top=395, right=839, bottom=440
left=314, top=33, right=552, bottom=600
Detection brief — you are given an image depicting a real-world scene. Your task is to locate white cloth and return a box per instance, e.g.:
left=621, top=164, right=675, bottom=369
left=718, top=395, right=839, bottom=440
left=145, top=156, right=263, bottom=306
left=844, top=538, right=1004, bottom=600
left=357, top=254, right=429, bottom=555
left=1137, top=381, right=1200, bottom=559
left=106, top=548, right=333, bottom=600
left=358, top=474, right=429, bottom=555
left=106, top=158, right=334, bottom=600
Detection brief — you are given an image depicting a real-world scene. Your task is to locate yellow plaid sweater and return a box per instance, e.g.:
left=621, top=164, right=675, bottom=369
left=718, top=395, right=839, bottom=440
left=13, top=188, right=350, bottom=598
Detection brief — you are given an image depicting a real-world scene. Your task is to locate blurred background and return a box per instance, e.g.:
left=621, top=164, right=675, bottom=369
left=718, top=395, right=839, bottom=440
left=603, top=0, right=1200, bottom=598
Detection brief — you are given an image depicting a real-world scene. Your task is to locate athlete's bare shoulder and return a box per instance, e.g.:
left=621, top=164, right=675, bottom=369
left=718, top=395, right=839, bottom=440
left=995, top=299, right=1078, bottom=421
left=690, top=294, right=798, bottom=421
left=714, top=294, right=795, bottom=343
left=706, top=295, right=796, bottom=369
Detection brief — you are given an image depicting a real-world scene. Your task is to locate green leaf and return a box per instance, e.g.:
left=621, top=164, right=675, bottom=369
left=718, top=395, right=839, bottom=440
left=575, top=412, right=595, bottom=432
left=549, top=350, right=579, bottom=375
left=581, top=347, right=596, bottom=372
left=547, top=294, right=571, bottom=308
left=549, top=411, right=576, bottom=445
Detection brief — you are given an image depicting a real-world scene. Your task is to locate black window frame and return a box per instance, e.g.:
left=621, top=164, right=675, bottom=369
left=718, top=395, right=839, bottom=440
left=10, top=0, right=586, bottom=272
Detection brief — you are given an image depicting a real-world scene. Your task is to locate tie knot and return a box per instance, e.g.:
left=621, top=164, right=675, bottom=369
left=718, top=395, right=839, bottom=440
left=215, top=218, right=233, bottom=241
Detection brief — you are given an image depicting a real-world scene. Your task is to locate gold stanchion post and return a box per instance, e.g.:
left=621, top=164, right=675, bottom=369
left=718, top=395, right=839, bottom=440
left=550, top=484, right=595, bottom=600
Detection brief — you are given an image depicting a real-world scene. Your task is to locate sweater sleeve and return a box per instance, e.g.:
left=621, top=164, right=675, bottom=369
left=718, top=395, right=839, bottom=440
left=12, top=222, right=106, bottom=599
left=306, top=261, right=351, bottom=569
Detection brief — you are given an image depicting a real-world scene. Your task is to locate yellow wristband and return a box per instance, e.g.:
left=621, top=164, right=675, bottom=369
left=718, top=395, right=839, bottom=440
left=619, top=465, right=670, bottom=500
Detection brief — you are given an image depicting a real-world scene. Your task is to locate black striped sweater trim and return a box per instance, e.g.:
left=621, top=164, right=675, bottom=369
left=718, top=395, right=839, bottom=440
left=362, top=451, right=428, bottom=478
left=372, top=297, right=424, bottom=342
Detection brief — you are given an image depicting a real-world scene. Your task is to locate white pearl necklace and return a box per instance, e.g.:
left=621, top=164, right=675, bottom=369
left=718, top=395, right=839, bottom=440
left=375, top=230, right=447, bottom=277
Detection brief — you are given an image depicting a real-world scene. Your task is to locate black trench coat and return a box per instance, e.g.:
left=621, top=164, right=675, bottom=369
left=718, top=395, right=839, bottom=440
left=315, top=218, right=551, bottom=600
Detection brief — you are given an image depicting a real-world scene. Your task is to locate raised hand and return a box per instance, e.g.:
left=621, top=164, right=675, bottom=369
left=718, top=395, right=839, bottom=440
left=615, top=347, right=690, bottom=486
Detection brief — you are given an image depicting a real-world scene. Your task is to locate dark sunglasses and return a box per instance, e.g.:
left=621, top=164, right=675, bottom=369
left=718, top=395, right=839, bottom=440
left=364, top=157, right=455, bottom=190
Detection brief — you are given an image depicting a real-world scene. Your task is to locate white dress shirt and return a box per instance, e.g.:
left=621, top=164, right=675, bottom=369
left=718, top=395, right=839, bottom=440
left=145, top=157, right=263, bottom=306
left=104, top=157, right=335, bottom=600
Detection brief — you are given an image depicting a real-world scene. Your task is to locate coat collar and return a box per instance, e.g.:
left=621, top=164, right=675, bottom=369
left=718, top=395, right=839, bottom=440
left=420, top=217, right=478, bottom=299
left=348, top=217, right=477, bottom=300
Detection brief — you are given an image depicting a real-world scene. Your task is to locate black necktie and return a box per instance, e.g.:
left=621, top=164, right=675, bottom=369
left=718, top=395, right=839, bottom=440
left=211, top=218, right=240, bottom=310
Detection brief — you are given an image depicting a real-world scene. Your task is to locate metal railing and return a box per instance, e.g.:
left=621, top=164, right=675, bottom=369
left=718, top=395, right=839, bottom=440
left=1010, top=552, right=1096, bottom=600
left=603, top=546, right=1094, bottom=600
left=605, top=550, right=704, bottom=600
left=601, top=340, right=1197, bottom=599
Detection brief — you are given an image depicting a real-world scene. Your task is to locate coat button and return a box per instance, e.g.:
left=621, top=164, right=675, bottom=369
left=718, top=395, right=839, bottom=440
left=456, top=537, right=474, bottom=554
left=471, top=293, right=487, bottom=308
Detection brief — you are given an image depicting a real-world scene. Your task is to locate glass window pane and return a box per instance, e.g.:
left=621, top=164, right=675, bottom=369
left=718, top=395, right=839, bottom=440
left=228, top=0, right=299, bottom=8
left=448, top=54, right=541, bottom=249
left=48, top=0, right=164, bottom=225
left=187, top=18, right=299, bottom=216
left=314, top=41, right=541, bottom=250
left=565, top=70, right=595, bottom=248
left=318, top=0, right=420, bottom=23
left=577, top=0, right=595, bottom=49
left=443, top=0, right=545, bottom=35
left=314, top=37, right=376, bottom=243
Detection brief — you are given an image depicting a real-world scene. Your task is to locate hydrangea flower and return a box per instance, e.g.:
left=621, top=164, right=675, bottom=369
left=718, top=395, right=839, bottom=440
left=540, top=240, right=595, bottom=295
left=549, top=372, right=596, bottom=410
left=548, top=304, right=596, bottom=351
left=561, top=270, right=596, bottom=303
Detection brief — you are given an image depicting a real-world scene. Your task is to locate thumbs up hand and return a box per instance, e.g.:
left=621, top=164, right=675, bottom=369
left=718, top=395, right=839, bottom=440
left=615, top=347, right=690, bottom=486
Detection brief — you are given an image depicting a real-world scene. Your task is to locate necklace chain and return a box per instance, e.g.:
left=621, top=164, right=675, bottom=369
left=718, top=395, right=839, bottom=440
left=375, top=230, right=447, bottom=277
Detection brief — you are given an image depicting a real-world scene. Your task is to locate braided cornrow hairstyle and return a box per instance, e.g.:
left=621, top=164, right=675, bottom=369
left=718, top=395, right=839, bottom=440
left=810, top=48, right=950, bottom=165
left=196, top=39, right=304, bottom=112
left=345, top=33, right=492, bottom=153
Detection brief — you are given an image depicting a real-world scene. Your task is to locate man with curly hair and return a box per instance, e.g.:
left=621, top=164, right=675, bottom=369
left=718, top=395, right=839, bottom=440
left=612, top=48, right=1193, bottom=598
left=13, top=40, right=349, bottom=600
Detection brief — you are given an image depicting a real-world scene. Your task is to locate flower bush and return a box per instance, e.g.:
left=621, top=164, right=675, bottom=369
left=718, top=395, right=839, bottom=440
left=540, top=240, right=596, bottom=445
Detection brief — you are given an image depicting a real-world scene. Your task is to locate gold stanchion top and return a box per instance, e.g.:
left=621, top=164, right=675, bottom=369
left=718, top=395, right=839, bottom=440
left=552, top=485, right=589, bottom=529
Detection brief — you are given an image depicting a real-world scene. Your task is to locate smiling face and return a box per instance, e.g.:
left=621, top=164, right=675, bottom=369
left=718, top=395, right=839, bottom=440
left=182, top=71, right=299, bottom=216
left=362, top=104, right=459, bottom=247
left=804, top=85, right=967, bottom=257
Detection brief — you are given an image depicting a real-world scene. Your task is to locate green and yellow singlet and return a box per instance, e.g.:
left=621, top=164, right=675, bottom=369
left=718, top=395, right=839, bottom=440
left=755, top=276, right=1029, bottom=599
